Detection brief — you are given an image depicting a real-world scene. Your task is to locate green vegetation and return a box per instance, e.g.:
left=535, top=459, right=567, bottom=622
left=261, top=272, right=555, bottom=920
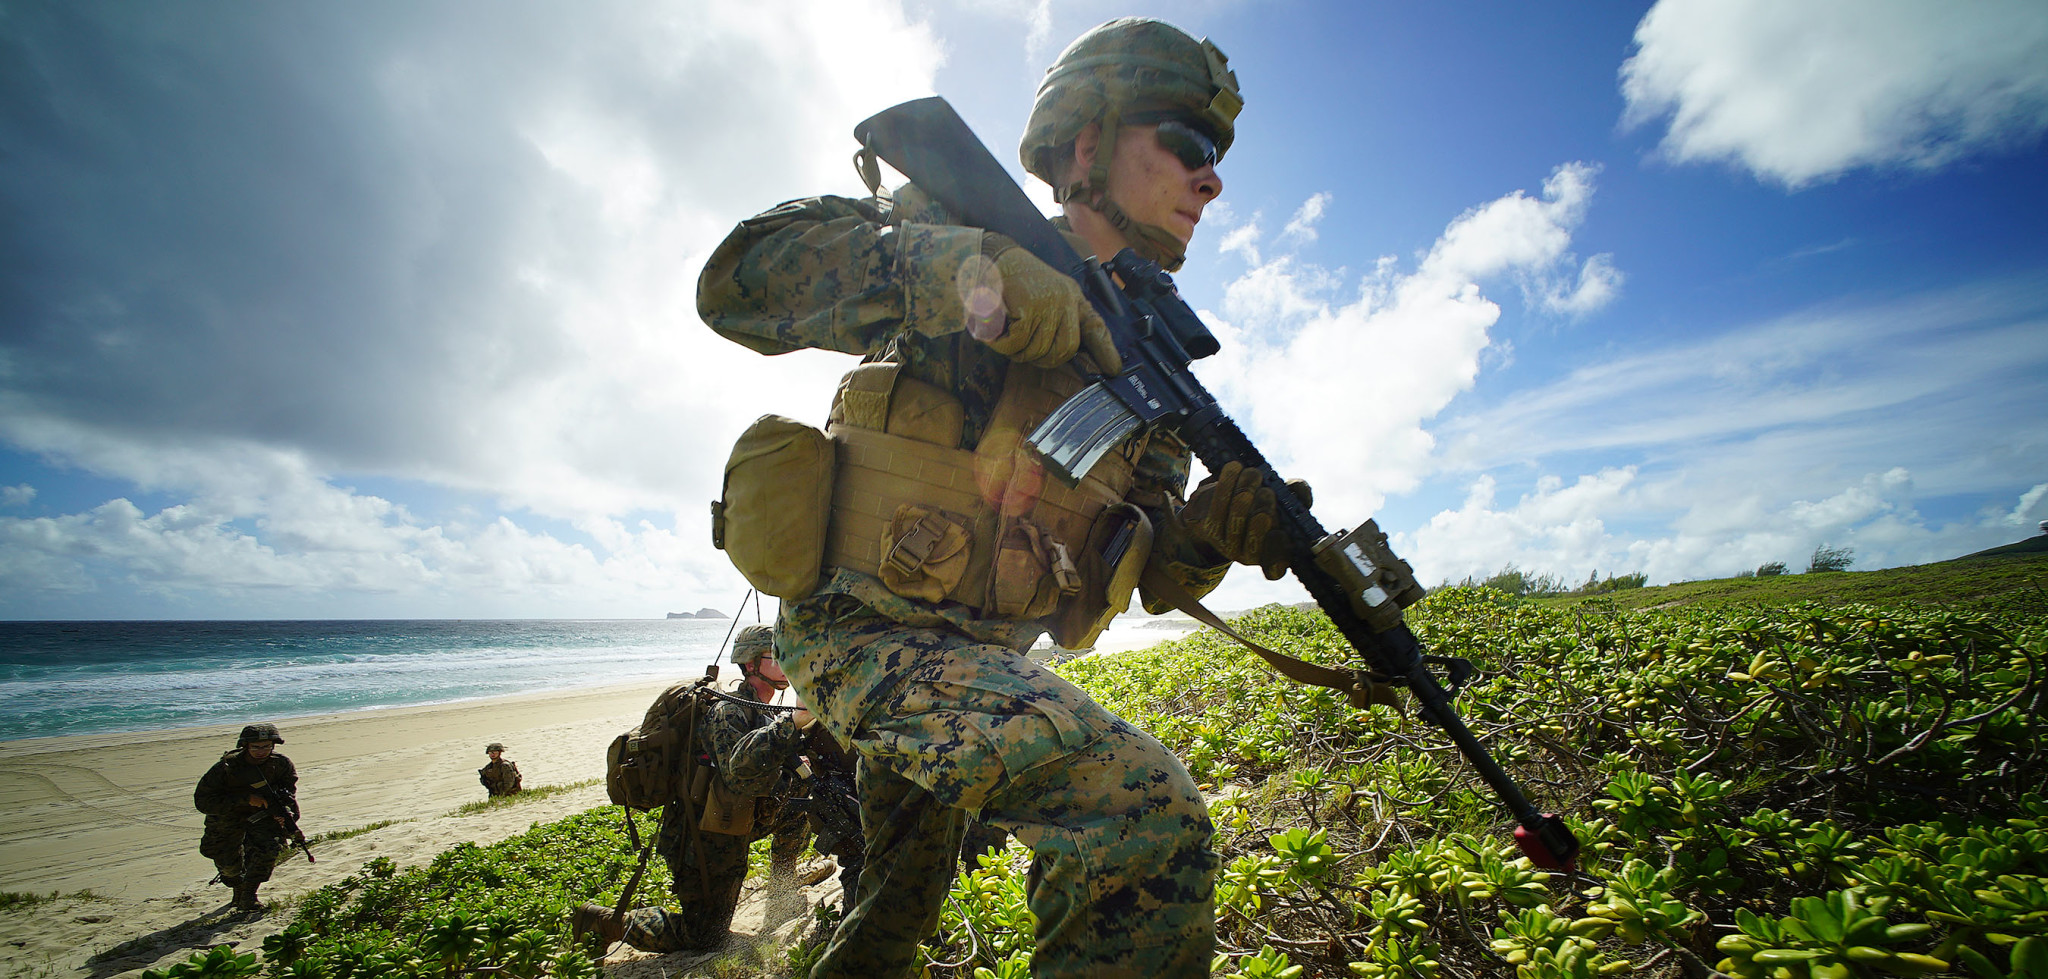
left=1809, top=544, right=1857, bottom=573
left=446, top=779, right=602, bottom=816
left=140, top=556, right=2045, bottom=978
left=0, top=889, right=99, bottom=911
left=1452, top=566, right=1650, bottom=599
left=308, top=820, right=403, bottom=846
left=1543, top=551, right=2048, bottom=614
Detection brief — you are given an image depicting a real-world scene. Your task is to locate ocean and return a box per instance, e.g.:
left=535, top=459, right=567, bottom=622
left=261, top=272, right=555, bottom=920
left=0, top=618, right=758, bottom=743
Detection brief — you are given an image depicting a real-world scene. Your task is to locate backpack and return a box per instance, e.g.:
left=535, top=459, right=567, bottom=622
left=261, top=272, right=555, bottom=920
left=606, top=673, right=715, bottom=811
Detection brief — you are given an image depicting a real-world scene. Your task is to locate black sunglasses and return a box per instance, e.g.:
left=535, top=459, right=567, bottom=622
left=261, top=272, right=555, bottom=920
left=1153, top=119, right=1219, bottom=171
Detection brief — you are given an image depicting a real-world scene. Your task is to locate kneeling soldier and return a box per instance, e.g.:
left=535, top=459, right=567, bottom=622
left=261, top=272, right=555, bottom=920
left=577, top=626, right=823, bottom=952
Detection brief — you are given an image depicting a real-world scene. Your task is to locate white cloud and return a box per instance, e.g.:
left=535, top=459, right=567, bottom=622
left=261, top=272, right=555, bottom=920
left=1388, top=464, right=2047, bottom=590
left=1191, top=268, right=2046, bottom=614
left=0, top=0, right=945, bottom=616
left=1620, top=0, right=2048, bottom=187
left=0, top=439, right=729, bottom=618
left=0, top=485, right=32, bottom=507
left=1200, top=163, right=1617, bottom=525
left=1390, top=277, right=2048, bottom=586
left=1402, top=469, right=1638, bottom=586
left=2007, top=483, right=2048, bottom=528
left=1541, top=253, right=1623, bottom=317
left=1281, top=192, right=1331, bottom=244
left=1433, top=277, right=2048, bottom=484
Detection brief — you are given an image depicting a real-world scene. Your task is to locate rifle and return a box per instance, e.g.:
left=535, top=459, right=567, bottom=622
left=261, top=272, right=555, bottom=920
left=852, top=97, right=1579, bottom=870
left=248, top=781, right=315, bottom=865
left=783, top=725, right=862, bottom=862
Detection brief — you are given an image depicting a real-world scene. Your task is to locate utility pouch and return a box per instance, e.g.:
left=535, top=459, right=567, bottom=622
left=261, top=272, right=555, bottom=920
left=1048, top=503, right=1154, bottom=650
left=878, top=505, right=974, bottom=602
left=715, top=414, right=834, bottom=600
left=988, top=518, right=1079, bottom=620
left=831, top=362, right=964, bottom=447
left=687, top=763, right=711, bottom=807
left=698, top=774, right=755, bottom=837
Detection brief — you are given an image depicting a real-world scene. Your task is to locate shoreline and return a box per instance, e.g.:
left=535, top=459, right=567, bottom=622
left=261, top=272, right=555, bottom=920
left=0, top=678, right=679, bottom=900
left=0, top=677, right=681, bottom=978
left=0, top=675, right=693, bottom=755
left=0, top=623, right=1203, bottom=977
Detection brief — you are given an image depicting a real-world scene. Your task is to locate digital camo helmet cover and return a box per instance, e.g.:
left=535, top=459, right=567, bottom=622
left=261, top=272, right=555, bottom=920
left=729, top=624, right=775, bottom=664
left=1018, top=18, right=1242, bottom=271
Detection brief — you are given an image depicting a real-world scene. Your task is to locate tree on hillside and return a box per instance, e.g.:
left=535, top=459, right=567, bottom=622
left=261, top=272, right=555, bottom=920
left=1806, top=543, right=1854, bottom=573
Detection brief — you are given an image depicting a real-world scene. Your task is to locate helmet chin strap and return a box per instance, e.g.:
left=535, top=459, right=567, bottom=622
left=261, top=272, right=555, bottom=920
left=1053, top=106, right=1190, bottom=273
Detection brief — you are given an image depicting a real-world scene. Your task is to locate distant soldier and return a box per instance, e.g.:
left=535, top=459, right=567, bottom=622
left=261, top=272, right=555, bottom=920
left=478, top=743, right=523, bottom=796
left=193, top=722, right=298, bottom=913
left=578, top=626, right=851, bottom=951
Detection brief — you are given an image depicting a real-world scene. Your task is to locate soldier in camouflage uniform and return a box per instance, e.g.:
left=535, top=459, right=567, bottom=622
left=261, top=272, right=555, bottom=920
left=478, top=743, right=523, bottom=796
left=697, top=18, right=1294, bottom=979
left=193, top=722, right=298, bottom=913
left=577, top=626, right=822, bottom=952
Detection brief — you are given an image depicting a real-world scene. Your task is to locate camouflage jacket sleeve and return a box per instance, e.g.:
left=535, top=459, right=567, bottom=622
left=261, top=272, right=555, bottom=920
left=272, top=755, right=298, bottom=798
left=1132, top=431, right=1232, bottom=613
left=701, top=696, right=802, bottom=799
left=696, top=192, right=984, bottom=357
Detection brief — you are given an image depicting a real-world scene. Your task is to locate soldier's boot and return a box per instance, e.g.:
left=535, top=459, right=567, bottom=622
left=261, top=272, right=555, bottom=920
left=232, top=881, right=263, bottom=913
left=572, top=902, right=624, bottom=945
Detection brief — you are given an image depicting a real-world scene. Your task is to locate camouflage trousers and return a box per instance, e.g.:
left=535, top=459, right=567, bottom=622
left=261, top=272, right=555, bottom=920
left=779, top=601, right=1216, bottom=979
left=621, top=797, right=809, bottom=952
left=199, top=814, right=284, bottom=884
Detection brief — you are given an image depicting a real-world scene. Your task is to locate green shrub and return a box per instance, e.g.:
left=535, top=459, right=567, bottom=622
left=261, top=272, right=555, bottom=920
left=1808, top=543, right=1855, bottom=573
left=222, top=567, right=2044, bottom=979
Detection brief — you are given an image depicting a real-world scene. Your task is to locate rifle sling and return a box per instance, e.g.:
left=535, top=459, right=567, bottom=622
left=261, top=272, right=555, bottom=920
left=673, top=684, right=714, bottom=899
left=613, top=831, right=657, bottom=921
left=1137, top=566, right=1397, bottom=710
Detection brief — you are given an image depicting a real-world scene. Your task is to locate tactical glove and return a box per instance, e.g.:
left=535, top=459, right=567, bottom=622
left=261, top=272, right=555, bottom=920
left=1182, top=461, right=1313, bottom=580
left=969, top=233, right=1122, bottom=372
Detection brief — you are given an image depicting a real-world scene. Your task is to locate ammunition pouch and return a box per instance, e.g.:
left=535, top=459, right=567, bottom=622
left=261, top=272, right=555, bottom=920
left=819, top=360, right=1151, bottom=648
left=711, top=357, right=1155, bottom=647
left=698, top=770, right=755, bottom=837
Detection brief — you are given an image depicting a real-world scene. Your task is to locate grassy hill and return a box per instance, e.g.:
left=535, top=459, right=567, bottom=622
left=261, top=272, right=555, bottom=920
left=1539, top=550, right=2048, bottom=614
left=151, top=556, right=2047, bottom=979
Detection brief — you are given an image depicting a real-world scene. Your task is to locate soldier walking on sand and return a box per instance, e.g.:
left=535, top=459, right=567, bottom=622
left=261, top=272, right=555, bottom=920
left=478, top=742, right=523, bottom=796
left=577, top=625, right=838, bottom=952
left=193, top=722, right=298, bottom=913
left=697, top=17, right=1295, bottom=978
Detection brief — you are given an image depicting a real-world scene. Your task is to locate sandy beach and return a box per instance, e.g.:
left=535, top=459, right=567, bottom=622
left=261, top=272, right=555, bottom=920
left=0, top=676, right=680, bottom=977
left=0, top=622, right=1201, bottom=978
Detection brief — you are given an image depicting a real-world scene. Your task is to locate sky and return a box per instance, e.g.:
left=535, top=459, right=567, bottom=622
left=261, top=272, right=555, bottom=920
left=1, top=0, right=2045, bottom=620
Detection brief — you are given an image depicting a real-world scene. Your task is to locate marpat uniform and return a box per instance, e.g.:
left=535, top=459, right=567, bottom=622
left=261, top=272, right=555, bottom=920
left=697, top=18, right=1273, bottom=978
left=193, top=722, right=297, bottom=912
left=478, top=743, right=523, bottom=796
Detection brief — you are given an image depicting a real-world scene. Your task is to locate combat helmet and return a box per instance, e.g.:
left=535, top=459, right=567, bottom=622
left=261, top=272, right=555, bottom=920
left=729, top=625, right=775, bottom=664
left=1020, top=17, right=1242, bottom=272
left=238, top=722, right=283, bottom=746
left=485, top=743, right=506, bottom=754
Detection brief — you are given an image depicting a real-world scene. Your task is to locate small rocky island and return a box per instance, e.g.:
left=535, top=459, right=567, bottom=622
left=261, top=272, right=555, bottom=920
left=665, top=608, right=728, bottom=619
